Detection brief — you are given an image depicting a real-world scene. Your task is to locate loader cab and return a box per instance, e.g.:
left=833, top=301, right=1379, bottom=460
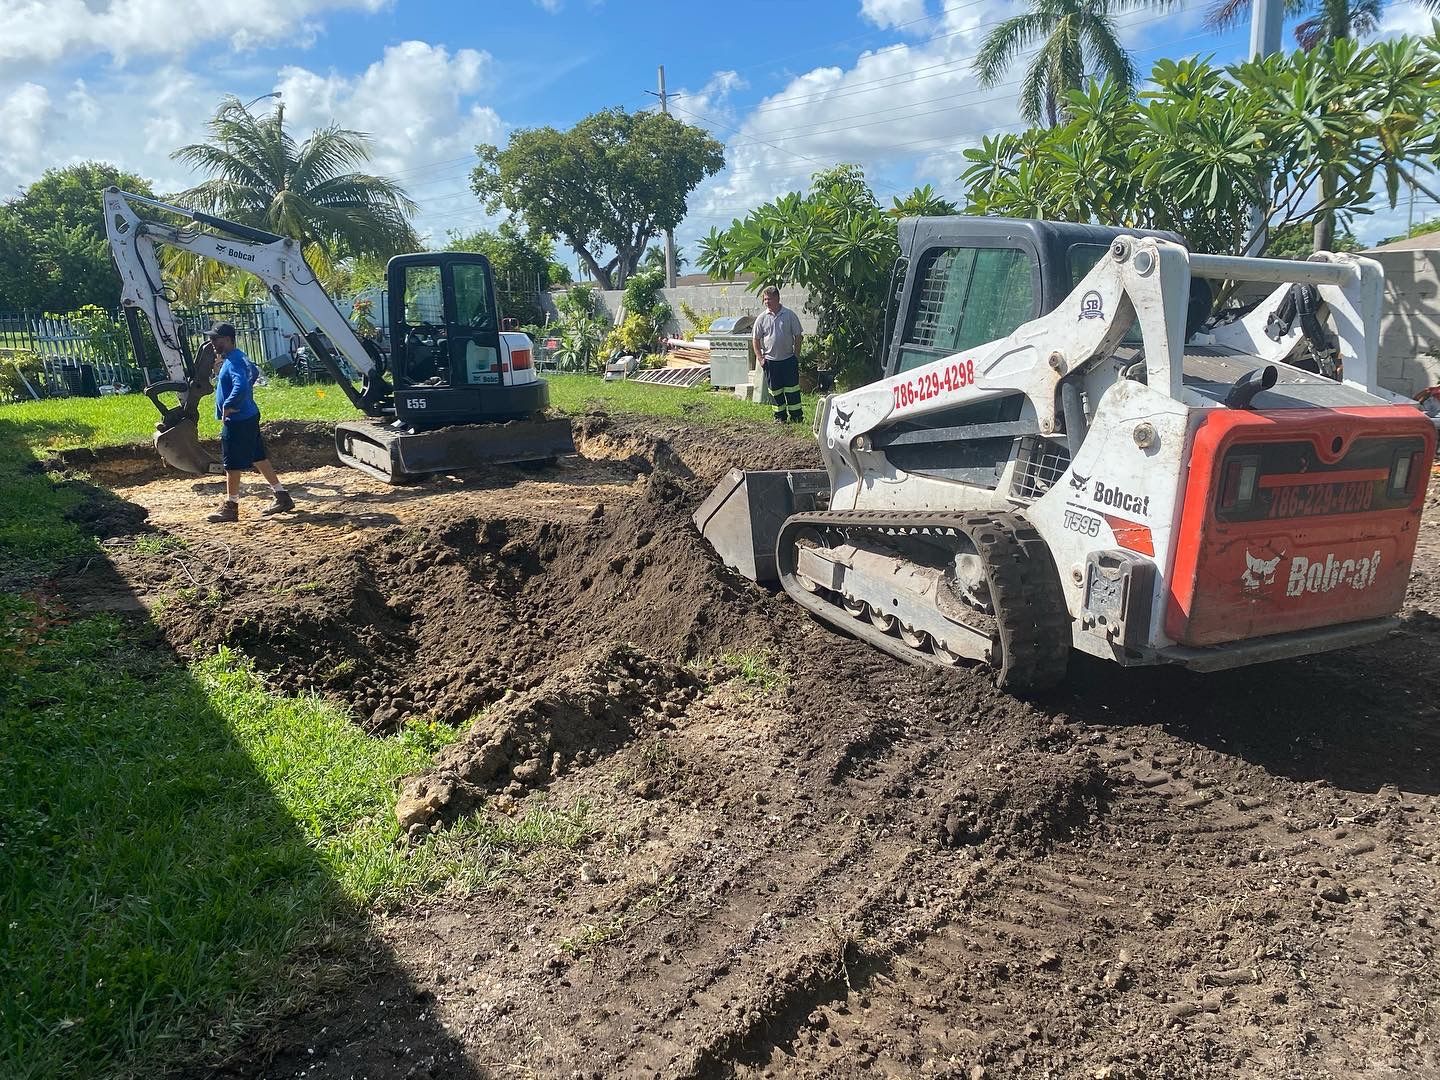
left=873, top=217, right=1184, bottom=490
left=883, top=217, right=1182, bottom=380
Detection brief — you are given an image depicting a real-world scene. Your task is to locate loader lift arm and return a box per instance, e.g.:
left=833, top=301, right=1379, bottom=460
left=103, top=187, right=392, bottom=473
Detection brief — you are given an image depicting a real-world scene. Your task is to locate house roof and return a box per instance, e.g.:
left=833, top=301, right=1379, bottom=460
left=1367, top=232, right=1440, bottom=252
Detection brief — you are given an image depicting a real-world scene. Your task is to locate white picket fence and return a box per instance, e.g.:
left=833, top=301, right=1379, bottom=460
left=28, top=314, right=138, bottom=396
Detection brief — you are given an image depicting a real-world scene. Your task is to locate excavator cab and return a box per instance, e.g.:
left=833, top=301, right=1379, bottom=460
left=386, top=252, right=546, bottom=427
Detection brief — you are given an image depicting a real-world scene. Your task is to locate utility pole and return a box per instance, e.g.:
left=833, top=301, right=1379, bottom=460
left=1245, top=0, right=1284, bottom=253
left=657, top=65, right=678, bottom=288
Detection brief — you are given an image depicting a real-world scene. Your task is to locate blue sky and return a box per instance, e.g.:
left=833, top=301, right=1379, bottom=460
left=1, top=0, right=1434, bottom=265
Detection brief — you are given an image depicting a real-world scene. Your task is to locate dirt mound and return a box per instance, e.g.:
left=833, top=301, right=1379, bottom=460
left=154, top=465, right=798, bottom=732
left=571, top=411, right=821, bottom=484
left=395, top=644, right=700, bottom=835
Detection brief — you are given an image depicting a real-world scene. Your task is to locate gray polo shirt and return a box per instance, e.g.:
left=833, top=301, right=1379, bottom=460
left=753, top=306, right=803, bottom=363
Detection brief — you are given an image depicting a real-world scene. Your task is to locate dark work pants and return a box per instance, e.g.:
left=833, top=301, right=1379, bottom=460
left=766, top=355, right=802, bottom=422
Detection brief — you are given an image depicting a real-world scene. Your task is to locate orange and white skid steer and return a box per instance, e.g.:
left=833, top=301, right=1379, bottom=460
left=694, top=218, right=1435, bottom=692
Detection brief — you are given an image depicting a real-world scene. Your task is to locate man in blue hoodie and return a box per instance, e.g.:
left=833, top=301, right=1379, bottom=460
left=206, top=323, right=294, bottom=523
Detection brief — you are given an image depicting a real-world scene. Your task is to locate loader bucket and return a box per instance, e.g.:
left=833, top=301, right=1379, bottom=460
left=154, top=419, right=221, bottom=475
left=692, top=468, right=830, bottom=585
left=335, top=417, right=576, bottom=484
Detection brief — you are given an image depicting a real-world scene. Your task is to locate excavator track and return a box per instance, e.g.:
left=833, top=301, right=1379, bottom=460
left=776, top=509, right=1070, bottom=694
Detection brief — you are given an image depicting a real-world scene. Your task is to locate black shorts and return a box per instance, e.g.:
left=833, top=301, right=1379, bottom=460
left=220, top=415, right=268, bottom=470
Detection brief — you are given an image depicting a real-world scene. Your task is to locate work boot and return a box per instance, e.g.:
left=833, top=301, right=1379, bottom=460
left=260, top=490, right=295, bottom=516
left=207, top=500, right=239, bottom=523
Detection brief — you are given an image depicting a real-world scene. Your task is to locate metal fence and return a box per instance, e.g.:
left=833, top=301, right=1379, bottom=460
left=0, top=303, right=271, bottom=402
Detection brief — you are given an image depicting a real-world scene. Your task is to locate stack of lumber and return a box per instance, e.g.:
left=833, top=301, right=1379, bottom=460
left=663, top=338, right=711, bottom=367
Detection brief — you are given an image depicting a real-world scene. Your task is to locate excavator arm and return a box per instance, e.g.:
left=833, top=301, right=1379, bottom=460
left=103, top=187, right=392, bottom=473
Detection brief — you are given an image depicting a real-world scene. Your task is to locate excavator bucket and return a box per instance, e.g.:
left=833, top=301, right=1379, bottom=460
left=154, top=419, right=222, bottom=475
left=334, top=417, right=577, bottom=484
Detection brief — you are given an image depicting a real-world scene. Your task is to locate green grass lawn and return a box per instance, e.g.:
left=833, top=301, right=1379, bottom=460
left=0, top=373, right=802, bottom=454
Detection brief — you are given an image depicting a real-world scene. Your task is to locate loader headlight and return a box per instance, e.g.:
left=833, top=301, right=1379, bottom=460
left=1220, top=457, right=1260, bottom=509
left=1390, top=449, right=1422, bottom=497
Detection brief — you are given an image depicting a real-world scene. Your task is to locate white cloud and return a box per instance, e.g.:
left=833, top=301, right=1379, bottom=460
left=677, top=2, right=1229, bottom=251
left=277, top=42, right=505, bottom=240
left=0, top=39, right=508, bottom=246
left=0, top=0, right=388, bottom=67
left=860, top=0, right=929, bottom=32
left=0, top=83, right=52, bottom=186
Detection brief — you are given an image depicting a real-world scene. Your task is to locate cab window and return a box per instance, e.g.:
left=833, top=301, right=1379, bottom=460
left=403, top=265, right=444, bottom=325
left=452, top=263, right=496, bottom=330
left=898, top=246, right=1037, bottom=372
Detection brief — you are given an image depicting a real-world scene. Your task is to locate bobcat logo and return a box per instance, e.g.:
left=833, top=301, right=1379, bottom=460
left=1068, top=471, right=1090, bottom=491
left=1241, top=549, right=1282, bottom=592
left=834, top=406, right=854, bottom=432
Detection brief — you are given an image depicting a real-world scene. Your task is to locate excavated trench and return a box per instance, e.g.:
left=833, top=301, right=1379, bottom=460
left=56, top=411, right=1440, bottom=1078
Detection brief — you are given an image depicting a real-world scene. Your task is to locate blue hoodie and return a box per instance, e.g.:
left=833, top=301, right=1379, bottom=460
left=215, top=348, right=260, bottom=422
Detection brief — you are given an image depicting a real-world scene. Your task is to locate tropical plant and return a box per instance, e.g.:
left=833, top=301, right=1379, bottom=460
left=890, top=185, right=960, bottom=217
left=551, top=284, right=609, bottom=372
left=171, top=96, right=419, bottom=291
left=0, top=350, right=43, bottom=404
left=620, top=266, right=672, bottom=329
left=350, top=298, right=381, bottom=341
left=59, top=305, right=131, bottom=369
left=678, top=301, right=719, bottom=340
left=640, top=244, right=688, bottom=273
left=698, top=167, right=929, bottom=385
left=974, top=0, right=1156, bottom=126
left=472, top=108, right=724, bottom=289
left=603, top=312, right=660, bottom=357
left=961, top=32, right=1440, bottom=255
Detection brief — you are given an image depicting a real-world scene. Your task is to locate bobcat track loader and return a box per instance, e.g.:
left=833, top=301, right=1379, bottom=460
left=695, top=218, right=1435, bottom=692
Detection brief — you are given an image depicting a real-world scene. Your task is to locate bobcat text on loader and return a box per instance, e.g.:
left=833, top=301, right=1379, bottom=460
left=695, top=217, right=1435, bottom=692
left=102, top=187, right=573, bottom=483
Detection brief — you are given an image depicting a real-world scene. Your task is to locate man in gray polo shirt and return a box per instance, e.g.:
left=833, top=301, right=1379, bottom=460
left=752, top=285, right=804, bottom=424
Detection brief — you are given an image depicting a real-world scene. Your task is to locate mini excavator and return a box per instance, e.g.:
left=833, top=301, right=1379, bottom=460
left=102, top=187, right=573, bottom=483
left=695, top=217, right=1435, bottom=691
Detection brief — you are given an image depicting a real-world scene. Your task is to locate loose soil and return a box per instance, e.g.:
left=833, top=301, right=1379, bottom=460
left=54, top=411, right=1440, bottom=1078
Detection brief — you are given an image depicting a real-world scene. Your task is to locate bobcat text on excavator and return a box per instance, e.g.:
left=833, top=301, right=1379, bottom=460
left=102, top=187, right=573, bottom=483
left=694, top=217, right=1436, bottom=692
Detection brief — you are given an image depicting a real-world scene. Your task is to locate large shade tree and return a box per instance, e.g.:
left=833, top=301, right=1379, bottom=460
left=171, top=96, right=419, bottom=294
left=0, top=161, right=155, bottom=311
left=471, top=108, right=724, bottom=289
left=974, top=0, right=1155, bottom=126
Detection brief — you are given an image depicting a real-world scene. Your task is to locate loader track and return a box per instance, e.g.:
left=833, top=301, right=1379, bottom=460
left=775, top=509, right=1070, bottom=693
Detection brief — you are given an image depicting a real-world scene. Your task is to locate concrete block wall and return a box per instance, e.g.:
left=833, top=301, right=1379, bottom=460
left=543, top=282, right=816, bottom=334
left=1373, top=250, right=1440, bottom=396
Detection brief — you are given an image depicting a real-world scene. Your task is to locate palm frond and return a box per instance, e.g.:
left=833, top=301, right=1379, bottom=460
left=976, top=12, right=1056, bottom=87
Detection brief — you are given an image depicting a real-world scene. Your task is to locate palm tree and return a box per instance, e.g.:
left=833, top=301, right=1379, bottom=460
left=171, top=96, right=419, bottom=288
left=1206, top=0, right=1436, bottom=48
left=975, top=0, right=1152, bottom=127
